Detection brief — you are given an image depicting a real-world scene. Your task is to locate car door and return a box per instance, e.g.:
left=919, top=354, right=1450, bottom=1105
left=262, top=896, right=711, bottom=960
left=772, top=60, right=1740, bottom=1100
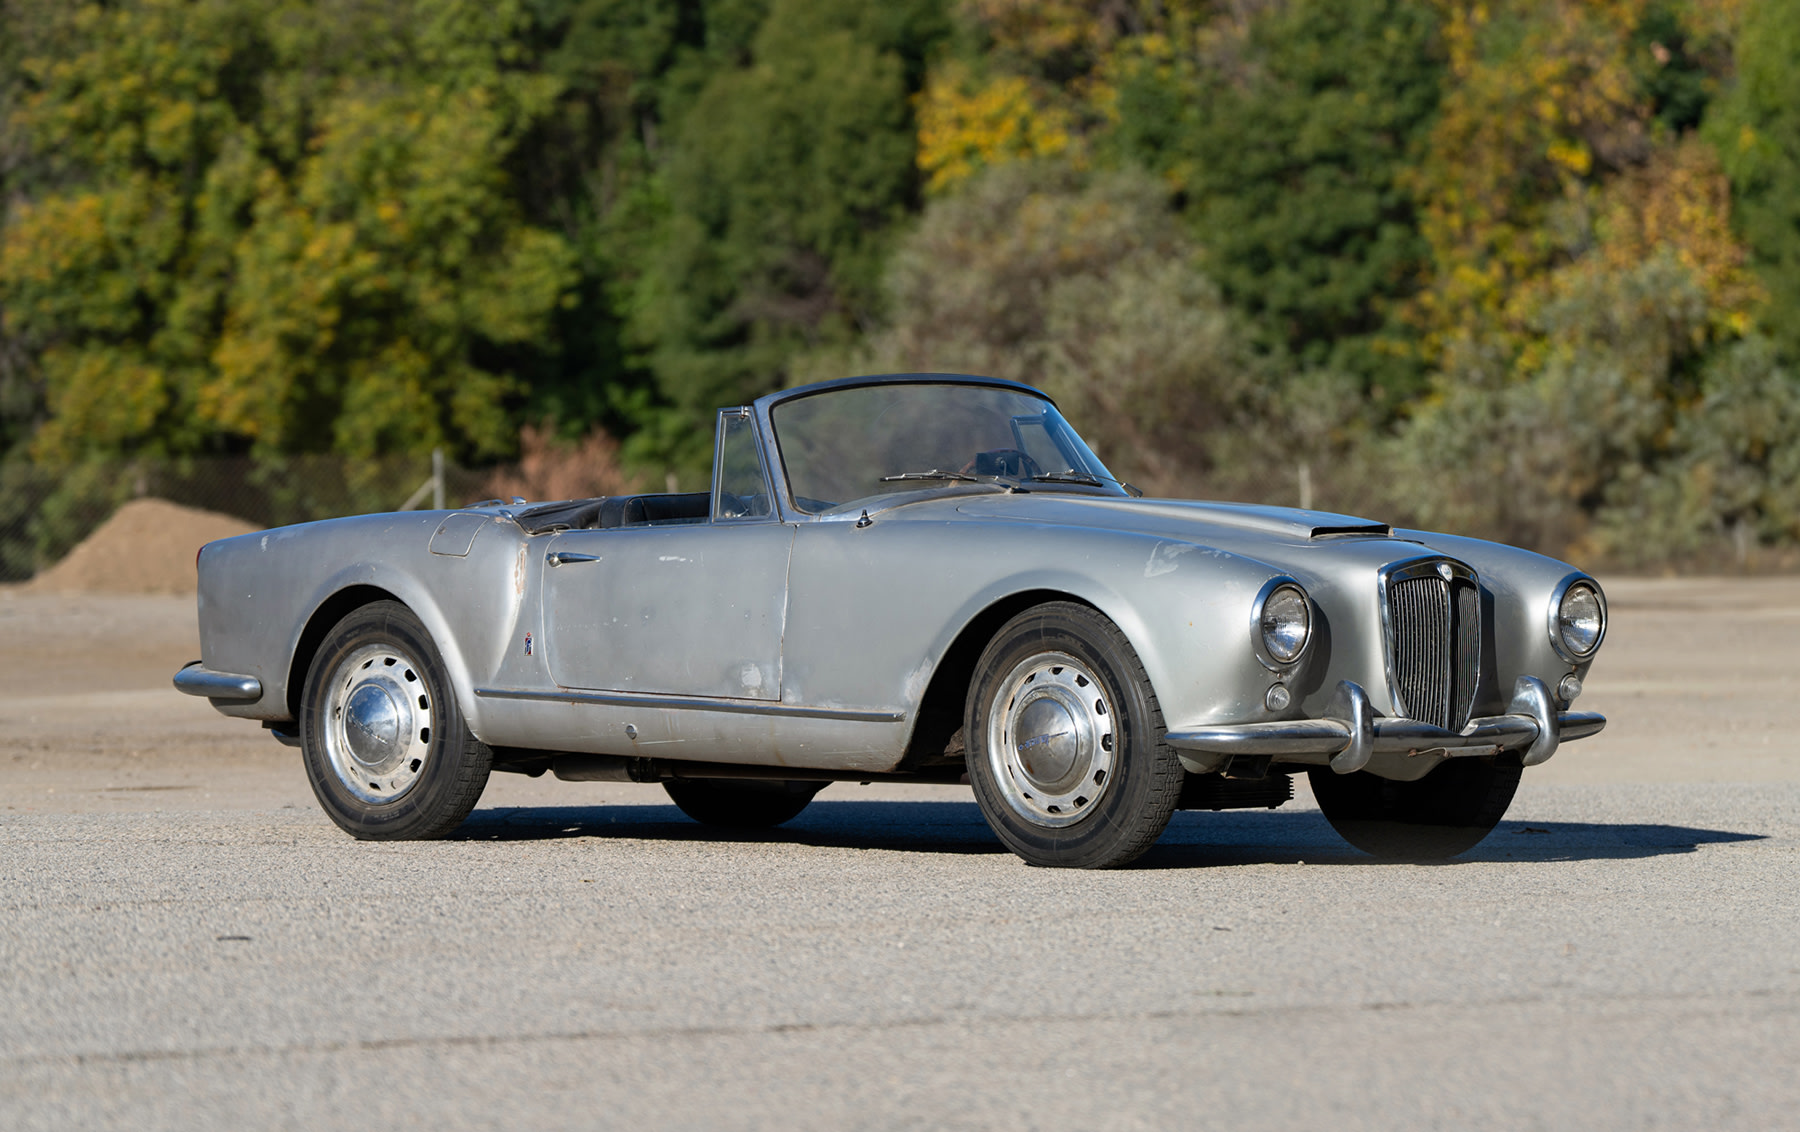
left=539, top=409, right=792, bottom=701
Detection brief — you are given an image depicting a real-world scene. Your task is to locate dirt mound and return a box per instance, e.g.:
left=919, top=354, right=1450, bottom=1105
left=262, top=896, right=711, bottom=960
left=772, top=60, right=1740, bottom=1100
left=31, top=498, right=260, bottom=595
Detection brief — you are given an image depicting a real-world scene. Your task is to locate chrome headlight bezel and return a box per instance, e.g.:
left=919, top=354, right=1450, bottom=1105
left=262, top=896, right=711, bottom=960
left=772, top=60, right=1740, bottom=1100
left=1547, top=574, right=1607, bottom=662
left=1251, top=577, right=1312, bottom=671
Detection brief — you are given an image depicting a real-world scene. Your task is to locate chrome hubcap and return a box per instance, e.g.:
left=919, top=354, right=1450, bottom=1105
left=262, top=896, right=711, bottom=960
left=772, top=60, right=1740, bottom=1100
left=987, top=651, right=1116, bottom=827
left=323, top=644, right=434, bottom=804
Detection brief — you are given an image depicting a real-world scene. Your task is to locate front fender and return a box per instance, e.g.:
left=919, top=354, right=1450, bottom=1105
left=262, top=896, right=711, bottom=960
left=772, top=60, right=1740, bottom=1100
left=197, top=511, right=529, bottom=735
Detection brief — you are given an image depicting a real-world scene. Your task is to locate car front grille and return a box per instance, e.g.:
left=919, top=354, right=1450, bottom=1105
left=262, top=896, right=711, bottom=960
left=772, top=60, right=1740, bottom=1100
left=1384, top=563, right=1481, bottom=731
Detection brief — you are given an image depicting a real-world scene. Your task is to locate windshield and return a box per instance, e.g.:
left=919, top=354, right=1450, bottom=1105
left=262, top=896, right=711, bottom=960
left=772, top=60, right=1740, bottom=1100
left=771, top=381, right=1124, bottom=514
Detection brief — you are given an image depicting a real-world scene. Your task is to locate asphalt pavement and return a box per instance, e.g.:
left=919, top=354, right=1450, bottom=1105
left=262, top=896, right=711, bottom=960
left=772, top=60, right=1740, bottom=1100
left=3, top=581, right=1799, bottom=1130
left=4, top=782, right=1798, bottom=1130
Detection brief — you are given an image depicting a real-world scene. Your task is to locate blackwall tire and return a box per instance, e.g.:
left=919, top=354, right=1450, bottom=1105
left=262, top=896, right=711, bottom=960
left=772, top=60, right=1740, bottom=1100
left=965, top=602, right=1182, bottom=868
left=300, top=600, right=492, bottom=840
left=662, top=779, right=823, bottom=828
left=1308, top=758, right=1522, bottom=860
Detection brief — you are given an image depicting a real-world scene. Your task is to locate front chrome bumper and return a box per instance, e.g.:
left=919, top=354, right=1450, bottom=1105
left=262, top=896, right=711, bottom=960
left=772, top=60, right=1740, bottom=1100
left=1164, top=676, right=1604, bottom=774
left=172, top=660, right=263, bottom=702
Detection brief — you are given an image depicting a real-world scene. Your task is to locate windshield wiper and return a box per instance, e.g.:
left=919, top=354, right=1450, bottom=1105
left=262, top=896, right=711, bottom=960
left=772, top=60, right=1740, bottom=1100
left=1028, top=470, right=1145, bottom=497
left=880, top=469, right=1022, bottom=493
left=880, top=469, right=981, bottom=484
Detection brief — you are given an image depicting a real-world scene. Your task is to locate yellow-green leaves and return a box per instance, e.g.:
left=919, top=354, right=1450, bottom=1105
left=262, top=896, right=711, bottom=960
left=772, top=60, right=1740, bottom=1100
left=209, top=77, right=573, bottom=459
left=1, top=0, right=573, bottom=465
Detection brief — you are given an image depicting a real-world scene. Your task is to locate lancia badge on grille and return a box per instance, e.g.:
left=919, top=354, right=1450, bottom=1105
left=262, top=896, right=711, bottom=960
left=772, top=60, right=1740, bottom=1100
left=1437, top=562, right=1454, bottom=581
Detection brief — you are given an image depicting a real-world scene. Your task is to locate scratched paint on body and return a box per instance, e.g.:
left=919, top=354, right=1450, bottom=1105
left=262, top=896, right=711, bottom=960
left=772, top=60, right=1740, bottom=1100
left=1145, top=542, right=1196, bottom=578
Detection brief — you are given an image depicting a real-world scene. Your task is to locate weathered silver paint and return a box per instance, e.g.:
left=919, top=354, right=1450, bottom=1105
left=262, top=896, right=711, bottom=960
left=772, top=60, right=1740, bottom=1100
left=539, top=523, right=790, bottom=700
left=182, top=374, right=1608, bottom=784
left=428, top=513, right=489, bottom=557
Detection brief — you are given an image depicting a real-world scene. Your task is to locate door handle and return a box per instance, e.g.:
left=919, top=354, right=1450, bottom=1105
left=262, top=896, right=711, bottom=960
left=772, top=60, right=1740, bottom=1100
left=546, top=551, right=599, bottom=567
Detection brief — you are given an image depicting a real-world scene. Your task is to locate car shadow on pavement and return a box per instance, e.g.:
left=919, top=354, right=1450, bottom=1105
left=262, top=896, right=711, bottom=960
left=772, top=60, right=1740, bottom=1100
left=1140, top=814, right=1766, bottom=869
left=455, top=801, right=1765, bottom=868
left=458, top=800, right=1008, bottom=855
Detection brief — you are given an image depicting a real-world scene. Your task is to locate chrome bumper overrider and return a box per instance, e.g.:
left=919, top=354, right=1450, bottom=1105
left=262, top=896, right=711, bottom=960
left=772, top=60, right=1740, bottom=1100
left=172, top=660, right=263, bottom=702
left=1164, top=676, right=1604, bottom=774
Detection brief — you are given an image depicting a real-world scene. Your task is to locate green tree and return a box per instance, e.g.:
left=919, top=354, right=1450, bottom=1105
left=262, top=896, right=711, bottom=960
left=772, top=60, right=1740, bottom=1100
left=1706, top=0, right=1800, bottom=360
left=845, top=161, right=1295, bottom=497
left=0, top=0, right=62, bottom=460
left=1113, top=0, right=1446, bottom=399
left=0, top=0, right=574, bottom=465
left=626, top=0, right=948, bottom=473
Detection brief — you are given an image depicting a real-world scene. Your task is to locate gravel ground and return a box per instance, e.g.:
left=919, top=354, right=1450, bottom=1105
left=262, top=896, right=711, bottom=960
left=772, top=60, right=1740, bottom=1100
left=2, top=578, right=1797, bottom=1130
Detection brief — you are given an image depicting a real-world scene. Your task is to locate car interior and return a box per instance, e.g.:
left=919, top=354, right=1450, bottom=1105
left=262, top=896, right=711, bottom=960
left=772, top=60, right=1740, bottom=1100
left=513, top=492, right=713, bottom=534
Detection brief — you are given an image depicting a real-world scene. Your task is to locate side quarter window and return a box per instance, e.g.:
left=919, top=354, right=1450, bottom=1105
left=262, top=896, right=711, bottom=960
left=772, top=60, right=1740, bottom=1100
left=714, top=409, right=774, bottom=521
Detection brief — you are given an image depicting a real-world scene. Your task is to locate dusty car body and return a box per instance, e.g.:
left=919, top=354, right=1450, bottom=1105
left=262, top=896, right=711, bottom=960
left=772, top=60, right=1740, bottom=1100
left=176, top=374, right=1607, bottom=866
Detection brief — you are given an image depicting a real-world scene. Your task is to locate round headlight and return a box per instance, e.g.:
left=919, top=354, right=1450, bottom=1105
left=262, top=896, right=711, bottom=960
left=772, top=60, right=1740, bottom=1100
left=1258, top=583, right=1311, bottom=667
left=1555, top=581, right=1605, bottom=659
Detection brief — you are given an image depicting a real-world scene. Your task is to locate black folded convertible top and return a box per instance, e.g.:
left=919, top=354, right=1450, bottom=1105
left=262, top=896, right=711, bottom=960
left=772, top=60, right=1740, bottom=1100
left=511, top=493, right=712, bottom=534
left=513, top=497, right=607, bottom=534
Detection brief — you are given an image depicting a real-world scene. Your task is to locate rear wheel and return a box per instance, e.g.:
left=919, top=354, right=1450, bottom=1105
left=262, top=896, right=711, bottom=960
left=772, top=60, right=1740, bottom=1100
left=300, top=601, right=492, bottom=840
left=662, top=779, right=823, bottom=828
left=965, top=602, right=1183, bottom=868
left=1309, top=759, right=1521, bottom=860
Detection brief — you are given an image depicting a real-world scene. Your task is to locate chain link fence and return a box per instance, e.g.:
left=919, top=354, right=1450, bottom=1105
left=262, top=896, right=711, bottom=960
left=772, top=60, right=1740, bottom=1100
left=0, top=452, right=504, bottom=583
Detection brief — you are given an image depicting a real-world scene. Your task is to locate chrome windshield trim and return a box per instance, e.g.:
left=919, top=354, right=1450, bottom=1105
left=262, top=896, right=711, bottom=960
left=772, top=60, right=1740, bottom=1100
left=755, top=372, right=1052, bottom=412
left=474, top=686, right=905, bottom=724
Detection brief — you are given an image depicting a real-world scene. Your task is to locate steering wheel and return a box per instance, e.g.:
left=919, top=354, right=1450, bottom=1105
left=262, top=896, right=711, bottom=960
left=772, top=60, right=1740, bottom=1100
left=967, top=448, right=1041, bottom=478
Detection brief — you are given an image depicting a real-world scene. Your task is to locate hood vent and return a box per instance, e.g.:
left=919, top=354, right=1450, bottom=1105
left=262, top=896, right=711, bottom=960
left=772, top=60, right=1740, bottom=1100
left=1309, top=522, right=1392, bottom=539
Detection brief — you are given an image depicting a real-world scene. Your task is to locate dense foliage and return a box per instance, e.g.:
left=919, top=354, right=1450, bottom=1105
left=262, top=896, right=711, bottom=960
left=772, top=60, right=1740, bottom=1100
left=3, top=0, right=1799, bottom=569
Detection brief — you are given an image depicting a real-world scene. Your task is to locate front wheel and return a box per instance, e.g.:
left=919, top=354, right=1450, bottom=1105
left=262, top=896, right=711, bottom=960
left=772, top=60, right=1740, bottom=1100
left=1308, top=758, right=1521, bottom=860
left=300, top=600, right=492, bottom=840
left=965, top=602, right=1183, bottom=868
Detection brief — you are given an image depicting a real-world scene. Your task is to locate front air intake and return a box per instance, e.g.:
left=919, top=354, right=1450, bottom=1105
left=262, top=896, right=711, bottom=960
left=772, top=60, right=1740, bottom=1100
left=1381, top=559, right=1482, bottom=731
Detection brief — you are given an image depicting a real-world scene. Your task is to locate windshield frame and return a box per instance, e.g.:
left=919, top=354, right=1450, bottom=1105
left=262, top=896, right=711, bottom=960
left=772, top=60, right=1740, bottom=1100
left=753, top=373, right=1122, bottom=520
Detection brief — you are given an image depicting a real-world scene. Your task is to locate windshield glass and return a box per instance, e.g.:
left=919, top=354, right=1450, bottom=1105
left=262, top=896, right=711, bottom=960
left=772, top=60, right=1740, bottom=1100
left=771, top=381, right=1123, bottom=514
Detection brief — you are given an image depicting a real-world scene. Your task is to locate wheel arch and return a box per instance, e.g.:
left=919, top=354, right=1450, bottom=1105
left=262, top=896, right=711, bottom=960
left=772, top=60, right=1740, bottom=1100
left=285, top=585, right=405, bottom=721
left=899, top=588, right=1102, bottom=768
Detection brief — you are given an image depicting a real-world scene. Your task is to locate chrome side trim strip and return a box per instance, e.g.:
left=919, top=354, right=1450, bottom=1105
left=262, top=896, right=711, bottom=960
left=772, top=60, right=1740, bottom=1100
left=474, top=686, right=905, bottom=724
left=172, top=661, right=263, bottom=702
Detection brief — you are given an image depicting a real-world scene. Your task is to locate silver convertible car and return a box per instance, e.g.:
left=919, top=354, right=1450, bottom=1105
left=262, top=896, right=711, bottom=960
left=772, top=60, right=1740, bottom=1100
left=175, top=374, right=1607, bottom=867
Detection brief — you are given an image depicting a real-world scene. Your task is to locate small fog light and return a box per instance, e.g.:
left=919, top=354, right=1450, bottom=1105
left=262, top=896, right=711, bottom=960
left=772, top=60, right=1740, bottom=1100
left=1264, top=683, right=1292, bottom=712
left=1557, top=673, right=1582, bottom=703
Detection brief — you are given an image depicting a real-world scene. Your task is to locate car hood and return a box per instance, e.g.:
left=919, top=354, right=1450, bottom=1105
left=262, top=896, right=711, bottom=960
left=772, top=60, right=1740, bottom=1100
left=947, top=493, right=1411, bottom=565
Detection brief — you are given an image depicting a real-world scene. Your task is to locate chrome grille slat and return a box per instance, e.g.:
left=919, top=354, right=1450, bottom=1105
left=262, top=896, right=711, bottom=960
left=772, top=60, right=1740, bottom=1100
left=1454, top=581, right=1481, bottom=722
left=1383, top=561, right=1481, bottom=731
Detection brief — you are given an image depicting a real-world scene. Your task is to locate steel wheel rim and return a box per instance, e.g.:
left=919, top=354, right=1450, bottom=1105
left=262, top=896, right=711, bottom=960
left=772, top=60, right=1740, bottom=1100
left=322, top=643, right=435, bottom=805
left=986, top=650, right=1116, bottom=828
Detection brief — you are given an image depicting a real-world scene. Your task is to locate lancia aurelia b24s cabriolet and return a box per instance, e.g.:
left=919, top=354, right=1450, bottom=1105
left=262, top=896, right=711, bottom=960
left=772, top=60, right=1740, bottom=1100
left=176, top=374, right=1607, bottom=867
